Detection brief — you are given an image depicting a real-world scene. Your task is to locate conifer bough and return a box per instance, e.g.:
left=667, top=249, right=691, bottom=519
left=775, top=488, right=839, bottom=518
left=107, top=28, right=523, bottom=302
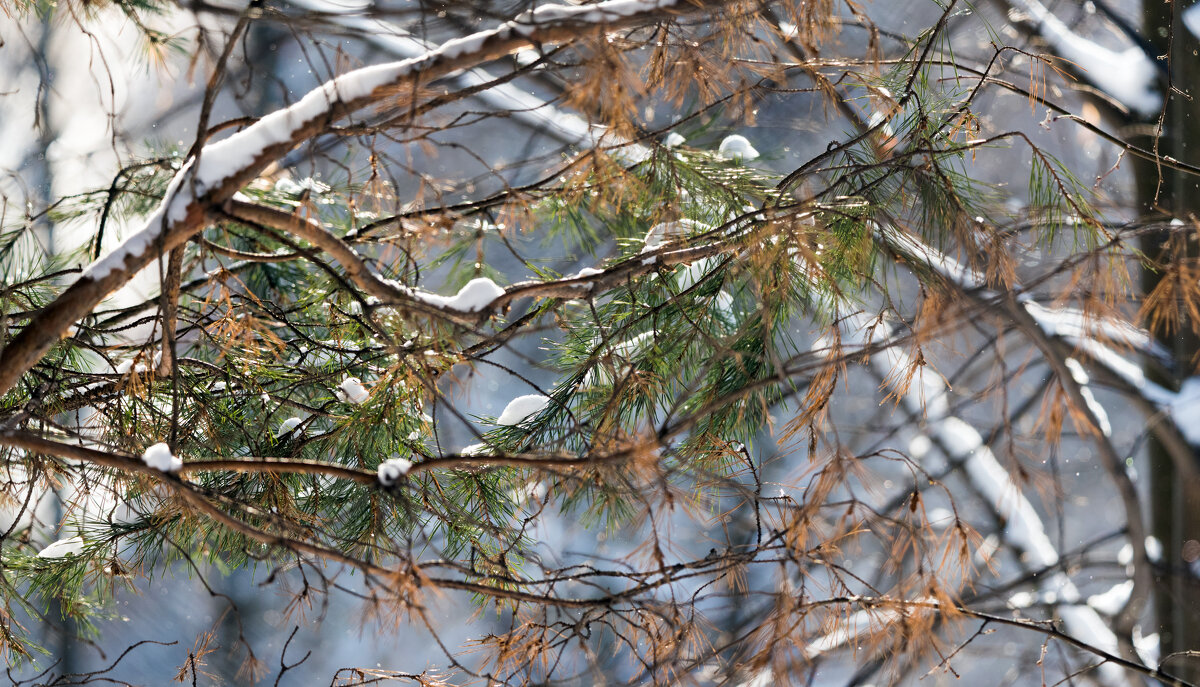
left=0, top=0, right=707, bottom=398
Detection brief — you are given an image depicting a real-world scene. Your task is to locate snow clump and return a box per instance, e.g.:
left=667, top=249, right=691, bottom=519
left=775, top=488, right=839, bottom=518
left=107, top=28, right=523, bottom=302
left=460, top=443, right=492, bottom=456
left=336, top=376, right=370, bottom=404
left=406, top=277, right=505, bottom=312
left=663, top=132, right=686, bottom=148
left=573, top=267, right=605, bottom=279
left=718, top=134, right=759, bottom=161
left=37, top=536, right=85, bottom=559
left=276, top=417, right=303, bottom=439
left=497, top=394, right=550, bottom=426
left=142, top=442, right=183, bottom=473
left=378, top=457, right=413, bottom=485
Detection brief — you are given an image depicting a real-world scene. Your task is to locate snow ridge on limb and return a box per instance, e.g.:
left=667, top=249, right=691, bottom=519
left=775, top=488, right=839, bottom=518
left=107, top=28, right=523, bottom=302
left=880, top=225, right=1172, bottom=394
left=0, top=0, right=702, bottom=398
left=283, top=0, right=648, bottom=161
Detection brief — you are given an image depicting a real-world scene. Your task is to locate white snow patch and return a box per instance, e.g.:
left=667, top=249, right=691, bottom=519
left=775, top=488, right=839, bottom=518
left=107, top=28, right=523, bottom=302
left=405, top=277, right=505, bottom=312
left=515, top=48, right=542, bottom=67
left=802, top=605, right=902, bottom=658
left=717, top=134, right=759, bottom=161
left=273, top=177, right=303, bottom=195
left=142, top=442, right=183, bottom=473
left=1117, top=542, right=1133, bottom=567
left=115, top=358, right=149, bottom=375
left=1134, top=626, right=1160, bottom=668
left=1186, top=5, right=1200, bottom=41
left=377, top=456, right=413, bottom=485
left=461, top=442, right=492, bottom=456
left=1065, top=358, right=1111, bottom=437
left=1058, top=603, right=1120, bottom=656
left=335, top=376, right=370, bottom=404
left=276, top=417, right=303, bottom=438
left=663, top=132, right=686, bottom=148
left=573, top=267, right=605, bottom=279
left=497, top=394, right=550, bottom=426
left=908, top=434, right=932, bottom=459
left=1145, top=535, right=1163, bottom=563
left=37, top=536, right=85, bottom=559
left=1087, top=580, right=1133, bottom=615
left=1007, top=590, right=1037, bottom=609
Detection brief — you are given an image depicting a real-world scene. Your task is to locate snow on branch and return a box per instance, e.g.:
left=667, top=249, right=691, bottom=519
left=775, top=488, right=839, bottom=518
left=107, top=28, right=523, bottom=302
left=0, top=0, right=700, bottom=398
left=838, top=310, right=1125, bottom=682
left=881, top=226, right=1172, bottom=403
left=284, top=0, right=648, bottom=160
left=1008, top=0, right=1159, bottom=115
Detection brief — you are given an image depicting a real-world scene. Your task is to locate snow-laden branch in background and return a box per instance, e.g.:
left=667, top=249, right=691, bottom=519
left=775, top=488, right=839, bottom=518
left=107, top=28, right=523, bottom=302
left=0, top=0, right=699, bottom=398
left=87, top=0, right=675, bottom=282
left=837, top=310, right=1125, bottom=683
left=284, top=0, right=648, bottom=161
left=883, top=225, right=1169, bottom=360
left=882, top=227, right=1200, bottom=447
left=1186, top=5, right=1200, bottom=42
left=1008, top=0, right=1159, bottom=115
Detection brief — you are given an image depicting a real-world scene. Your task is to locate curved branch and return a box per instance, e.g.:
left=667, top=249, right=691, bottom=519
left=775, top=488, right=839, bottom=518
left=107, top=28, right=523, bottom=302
left=0, top=0, right=714, bottom=398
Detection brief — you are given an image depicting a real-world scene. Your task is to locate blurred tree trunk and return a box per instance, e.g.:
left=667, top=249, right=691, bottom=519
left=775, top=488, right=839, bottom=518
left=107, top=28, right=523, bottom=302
left=1139, top=0, right=1200, bottom=678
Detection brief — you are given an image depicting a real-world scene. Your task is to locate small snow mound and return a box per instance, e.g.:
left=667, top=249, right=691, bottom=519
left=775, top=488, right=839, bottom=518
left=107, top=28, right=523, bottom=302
left=336, top=377, right=370, bottom=404
left=461, top=443, right=492, bottom=456
left=663, top=132, right=686, bottom=148
left=573, top=267, right=604, bottom=279
left=142, top=442, right=183, bottom=473
left=378, top=457, right=413, bottom=486
left=1007, top=590, right=1036, bottom=609
left=115, top=359, right=148, bottom=375
left=1134, top=626, right=1160, bottom=668
left=718, top=134, right=759, bottom=161
left=1117, top=542, right=1133, bottom=566
left=409, top=277, right=505, bottom=312
left=497, top=394, right=550, bottom=426
left=276, top=417, right=303, bottom=439
left=37, top=536, right=85, bottom=559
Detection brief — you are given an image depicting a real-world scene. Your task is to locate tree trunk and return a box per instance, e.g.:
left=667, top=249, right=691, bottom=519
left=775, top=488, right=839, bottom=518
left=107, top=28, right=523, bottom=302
left=1139, top=0, right=1200, bottom=679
